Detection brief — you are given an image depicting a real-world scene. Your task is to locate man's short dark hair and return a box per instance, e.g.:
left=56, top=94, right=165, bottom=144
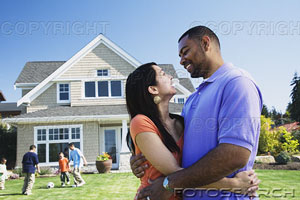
left=29, top=145, right=36, bottom=150
left=178, top=26, right=220, bottom=49
left=68, top=143, right=74, bottom=147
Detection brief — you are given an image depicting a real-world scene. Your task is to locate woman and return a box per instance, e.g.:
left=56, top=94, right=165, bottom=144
left=126, top=62, right=259, bottom=199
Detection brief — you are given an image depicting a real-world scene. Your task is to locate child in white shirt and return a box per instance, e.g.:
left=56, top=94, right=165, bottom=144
left=0, top=158, right=7, bottom=190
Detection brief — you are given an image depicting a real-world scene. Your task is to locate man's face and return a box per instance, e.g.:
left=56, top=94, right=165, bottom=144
left=178, top=35, right=208, bottom=78
left=69, top=145, right=74, bottom=150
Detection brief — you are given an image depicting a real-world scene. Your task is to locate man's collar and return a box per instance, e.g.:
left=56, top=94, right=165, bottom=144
left=196, top=63, right=233, bottom=90
left=205, top=63, right=233, bottom=83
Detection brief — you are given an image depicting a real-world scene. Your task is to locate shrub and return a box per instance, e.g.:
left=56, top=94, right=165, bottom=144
left=39, top=168, right=52, bottom=175
left=276, top=127, right=299, bottom=154
left=12, top=168, right=23, bottom=177
left=275, top=151, right=291, bottom=164
left=292, top=130, right=300, bottom=151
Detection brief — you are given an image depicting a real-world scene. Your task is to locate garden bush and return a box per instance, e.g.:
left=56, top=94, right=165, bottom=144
left=275, top=151, right=291, bottom=164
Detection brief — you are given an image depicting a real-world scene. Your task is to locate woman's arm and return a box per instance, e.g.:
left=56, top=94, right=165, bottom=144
left=135, top=132, right=183, bottom=175
left=136, top=132, right=259, bottom=195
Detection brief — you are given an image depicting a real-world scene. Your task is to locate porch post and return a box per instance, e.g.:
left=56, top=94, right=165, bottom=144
left=121, top=119, right=130, bottom=153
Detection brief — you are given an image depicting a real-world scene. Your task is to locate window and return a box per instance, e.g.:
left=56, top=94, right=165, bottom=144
left=111, top=81, right=121, bottom=97
left=98, top=81, right=109, bottom=97
left=85, top=82, right=96, bottom=97
left=35, top=125, right=82, bottom=164
left=178, top=98, right=185, bottom=104
left=37, top=144, right=46, bottom=163
left=57, top=83, right=70, bottom=103
left=84, top=80, right=122, bottom=98
left=97, top=69, right=109, bottom=77
left=37, top=129, right=46, bottom=141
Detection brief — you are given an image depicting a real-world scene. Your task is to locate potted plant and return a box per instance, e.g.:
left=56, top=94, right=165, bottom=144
left=96, top=152, right=112, bottom=173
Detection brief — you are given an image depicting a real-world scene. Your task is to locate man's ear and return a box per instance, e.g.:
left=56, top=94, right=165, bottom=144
left=201, top=35, right=210, bottom=51
left=148, top=86, right=159, bottom=95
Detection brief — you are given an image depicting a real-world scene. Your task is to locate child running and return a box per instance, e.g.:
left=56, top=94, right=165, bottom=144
left=58, top=152, right=70, bottom=187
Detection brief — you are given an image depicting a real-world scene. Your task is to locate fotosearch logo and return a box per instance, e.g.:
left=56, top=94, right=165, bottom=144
left=174, top=188, right=296, bottom=198
left=190, top=21, right=300, bottom=36
left=0, top=21, right=109, bottom=36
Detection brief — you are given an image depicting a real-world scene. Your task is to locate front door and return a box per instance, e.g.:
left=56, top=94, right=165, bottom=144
left=104, top=129, right=120, bottom=169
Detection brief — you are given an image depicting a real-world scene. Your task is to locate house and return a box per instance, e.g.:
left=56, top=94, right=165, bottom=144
left=0, top=91, right=22, bottom=118
left=3, top=34, right=194, bottom=171
left=0, top=103, right=23, bottom=118
left=0, top=90, right=6, bottom=102
left=279, top=122, right=300, bottom=132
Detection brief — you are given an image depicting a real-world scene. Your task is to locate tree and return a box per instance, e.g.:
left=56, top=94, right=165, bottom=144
left=289, top=72, right=300, bottom=122
left=0, top=122, right=17, bottom=169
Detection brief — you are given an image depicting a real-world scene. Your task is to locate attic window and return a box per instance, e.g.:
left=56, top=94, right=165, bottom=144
left=97, top=69, right=109, bottom=77
left=57, top=83, right=70, bottom=103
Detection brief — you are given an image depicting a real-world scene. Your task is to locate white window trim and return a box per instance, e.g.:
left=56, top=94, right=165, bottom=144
left=96, top=69, right=110, bottom=77
left=56, top=83, right=71, bottom=104
left=82, top=79, right=124, bottom=99
left=34, top=124, right=83, bottom=166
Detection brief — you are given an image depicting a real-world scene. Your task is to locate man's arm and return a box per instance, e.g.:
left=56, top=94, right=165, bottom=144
left=168, top=143, right=250, bottom=189
left=36, top=164, right=40, bottom=174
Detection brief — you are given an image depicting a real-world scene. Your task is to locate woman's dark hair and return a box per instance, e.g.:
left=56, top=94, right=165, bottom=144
left=126, top=62, right=182, bottom=154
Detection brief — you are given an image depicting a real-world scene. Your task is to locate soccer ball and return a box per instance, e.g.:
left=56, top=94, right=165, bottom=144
left=47, top=182, right=54, bottom=189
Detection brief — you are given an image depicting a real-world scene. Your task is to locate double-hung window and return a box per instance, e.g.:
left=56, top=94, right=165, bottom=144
left=57, top=83, right=70, bottom=103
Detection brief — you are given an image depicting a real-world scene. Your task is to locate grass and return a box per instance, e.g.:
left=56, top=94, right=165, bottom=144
left=0, top=170, right=299, bottom=200
left=0, top=173, right=140, bottom=200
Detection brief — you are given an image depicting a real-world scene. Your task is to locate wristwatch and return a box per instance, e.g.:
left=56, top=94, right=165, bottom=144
left=163, top=176, right=174, bottom=192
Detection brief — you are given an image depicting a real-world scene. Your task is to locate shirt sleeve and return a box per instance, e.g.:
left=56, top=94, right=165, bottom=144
left=130, top=115, right=160, bottom=142
left=69, top=152, right=73, bottom=161
left=33, top=153, right=39, bottom=165
left=77, top=149, right=84, bottom=157
left=218, top=76, right=262, bottom=151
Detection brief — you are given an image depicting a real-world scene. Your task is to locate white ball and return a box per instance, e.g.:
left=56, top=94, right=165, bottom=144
left=47, top=182, right=54, bottom=189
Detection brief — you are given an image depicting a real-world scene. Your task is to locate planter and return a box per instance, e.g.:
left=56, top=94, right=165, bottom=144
left=96, top=159, right=112, bottom=173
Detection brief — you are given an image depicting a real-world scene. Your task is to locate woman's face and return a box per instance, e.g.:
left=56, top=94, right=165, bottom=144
left=151, top=65, right=176, bottom=97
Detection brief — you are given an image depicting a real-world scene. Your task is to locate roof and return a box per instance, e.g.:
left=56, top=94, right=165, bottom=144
left=279, top=122, right=300, bottom=132
left=159, top=64, right=178, bottom=78
left=3, top=103, right=183, bottom=123
left=0, top=102, right=22, bottom=112
left=178, top=78, right=195, bottom=92
left=0, top=91, right=6, bottom=101
left=15, top=61, right=65, bottom=84
left=17, top=34, right=142, bottom=106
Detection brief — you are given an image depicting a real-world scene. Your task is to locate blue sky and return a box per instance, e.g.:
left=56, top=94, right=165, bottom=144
left=1, top=0, right=299, bottom=112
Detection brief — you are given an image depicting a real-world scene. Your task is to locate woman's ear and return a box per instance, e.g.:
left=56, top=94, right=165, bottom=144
left=148, top=86, right=159, bottom=95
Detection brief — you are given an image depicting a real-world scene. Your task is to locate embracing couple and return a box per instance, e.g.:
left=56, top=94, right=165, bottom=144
left=125, top=26, right=263, bottom=200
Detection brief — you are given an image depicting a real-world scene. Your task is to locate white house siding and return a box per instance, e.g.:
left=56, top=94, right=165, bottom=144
left=59, top=43, right=136, bottom=79
left=70, top=81, right=126, bottom=107
left=16, top=124, right=35, bottom=167
left=27, top=84, right=57, bottom=113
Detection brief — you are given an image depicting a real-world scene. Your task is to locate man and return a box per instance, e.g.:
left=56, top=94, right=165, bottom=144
left=132, top=26, right=262, bottom=199
left=22, top=145, right=40, bottom=195
left=68, top=143, right=87, bottom=187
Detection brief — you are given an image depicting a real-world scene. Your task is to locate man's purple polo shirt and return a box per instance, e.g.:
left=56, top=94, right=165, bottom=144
left=181, top=63, right=262, bottom=199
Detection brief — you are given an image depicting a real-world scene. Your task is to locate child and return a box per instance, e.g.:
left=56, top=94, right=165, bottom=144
left=0, top=158, right=7, bottom=190
left=58, top=152, right=70, bottom=187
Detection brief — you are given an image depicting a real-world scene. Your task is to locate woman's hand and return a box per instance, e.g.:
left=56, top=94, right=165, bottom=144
left=231, top=170, right=260, bottom=196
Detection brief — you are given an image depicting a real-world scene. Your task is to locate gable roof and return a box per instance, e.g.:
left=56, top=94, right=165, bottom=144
left=17, top=34, right=142, bottom=107
left=0, top=90, right=6, bottom=101
left=15, top=61, right=65, bottom=84
left=179, top=78, right=195, bottom=92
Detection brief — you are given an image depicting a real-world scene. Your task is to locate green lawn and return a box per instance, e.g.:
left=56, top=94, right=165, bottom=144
left=0, top=170, right=299, bottom=200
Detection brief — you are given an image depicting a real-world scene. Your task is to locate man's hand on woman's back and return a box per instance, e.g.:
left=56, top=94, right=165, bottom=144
left=130, top=154, right=149, bottom=178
